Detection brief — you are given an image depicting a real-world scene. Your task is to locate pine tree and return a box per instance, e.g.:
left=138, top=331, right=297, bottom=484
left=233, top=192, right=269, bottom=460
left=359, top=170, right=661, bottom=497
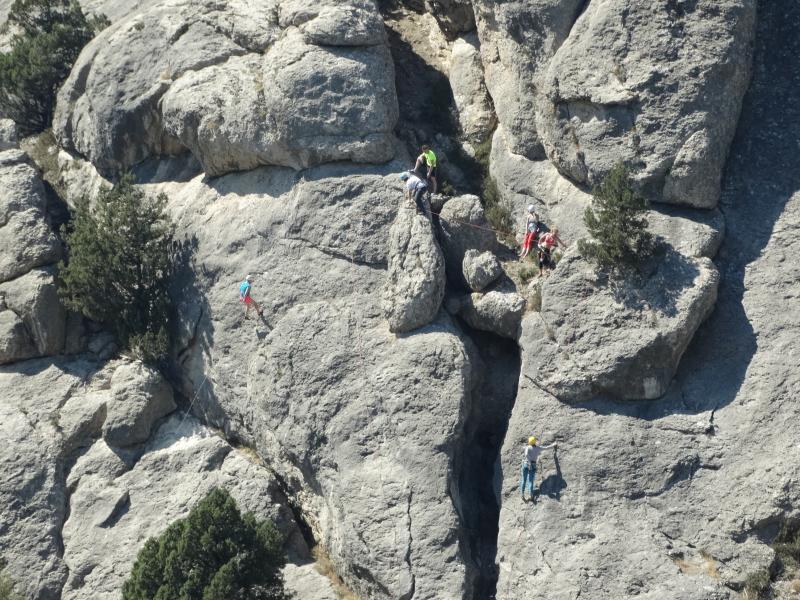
left=59, top=174, right=174, bottom=362
left=578, top=163, right=654, bottom=271
left=122, top=488, right=287, bottom=600
left=0, top=0, right=107, bottom=134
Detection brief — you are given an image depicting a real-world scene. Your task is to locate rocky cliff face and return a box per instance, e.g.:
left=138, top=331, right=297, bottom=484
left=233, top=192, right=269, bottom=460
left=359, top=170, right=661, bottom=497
left=1, top=0, right=798, bottom=599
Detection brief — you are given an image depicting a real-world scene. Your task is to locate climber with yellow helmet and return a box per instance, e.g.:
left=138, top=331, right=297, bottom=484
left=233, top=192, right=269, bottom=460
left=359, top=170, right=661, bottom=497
left=521, top=435, right=557, bottom=501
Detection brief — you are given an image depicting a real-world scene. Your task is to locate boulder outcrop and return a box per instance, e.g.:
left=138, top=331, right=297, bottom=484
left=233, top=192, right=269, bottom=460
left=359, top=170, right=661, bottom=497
left=462, top=248, right=502, bottom=292
left=476, top=0, right=756, bottom=208
left=456, top=290, right=526, bottom=340
left=382, top=207, right=446, bottom=333
left=0, top=357, right=319, bottom=600
left=450, top=33, right=496, bottom=143
left=524, top=250, right=719, bottom=402
left=438, top=194, right=496, bottom=288
left=0, top=267, right=66, bottom=362
left=54, top=0, right=398, bottom=178
left=0, top=148, right=60, bottom=284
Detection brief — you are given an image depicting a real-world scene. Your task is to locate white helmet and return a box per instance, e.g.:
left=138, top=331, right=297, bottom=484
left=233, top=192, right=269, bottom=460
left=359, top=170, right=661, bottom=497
left=527, top=204, right=535, bottom=213
left=246, top=274, right=254, bottom=282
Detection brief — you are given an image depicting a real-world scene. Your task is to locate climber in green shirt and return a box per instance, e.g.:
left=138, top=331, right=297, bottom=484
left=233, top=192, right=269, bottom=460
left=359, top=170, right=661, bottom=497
left=414, top=145, right=438, bottom=195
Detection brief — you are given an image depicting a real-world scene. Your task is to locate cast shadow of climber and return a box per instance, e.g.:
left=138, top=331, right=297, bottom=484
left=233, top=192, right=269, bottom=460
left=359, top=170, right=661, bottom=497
left=537, top=450, right=566, bottom=501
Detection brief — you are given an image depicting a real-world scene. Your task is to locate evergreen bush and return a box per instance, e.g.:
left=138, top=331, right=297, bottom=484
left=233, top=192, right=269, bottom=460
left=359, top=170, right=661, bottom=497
left=578, top=163, right=654, bottom=271
left=59, top=174, right=174, bottom=362
left=122, top=488, right=287, bottom=600
left=0, top=0, right=107, bottom=134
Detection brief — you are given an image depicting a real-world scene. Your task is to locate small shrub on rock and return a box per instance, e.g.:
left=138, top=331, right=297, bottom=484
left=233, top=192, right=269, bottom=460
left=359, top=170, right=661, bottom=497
left=59, top=174, right=174, bottom=362
left=0, top=0, right=107, bottom=134
left=122, top=488, right=287, bottom=600
left=0, top=560, right=23, bottom=600
left=578, top=163, right=654, bottom=271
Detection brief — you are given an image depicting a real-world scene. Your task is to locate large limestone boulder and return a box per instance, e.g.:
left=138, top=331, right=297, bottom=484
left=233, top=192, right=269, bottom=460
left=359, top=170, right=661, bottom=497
left=475, top=1, right=755, bottom=208
left=524, top=250, right=719, bottom=402
left=0, top=149, right=61, bottom=284
left=457, top=290, right=526, bottom=340
left=101, top=362, right=177, bottom=447
left=473, top=0, right=585, bottom=159
left=462, top=249, right=502, bottom=292
left=54, top=0, right=398, bottom=178
left=0, top=307, right=35, bottom=363
left=537, top=0, right=756, bottom=208
left=248, top=300, right=475, bottom=600
left=382, top=207, right=446, bottom=333
left=438, top=194, right=497, bottom=288
left=450, top=33, right=496, bottom=143
left=0, top=267, right=65, bottom=360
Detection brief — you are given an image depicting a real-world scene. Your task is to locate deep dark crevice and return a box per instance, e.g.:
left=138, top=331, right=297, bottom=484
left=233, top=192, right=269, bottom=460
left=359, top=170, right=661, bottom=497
left=455, top=321, right=520, bottom=600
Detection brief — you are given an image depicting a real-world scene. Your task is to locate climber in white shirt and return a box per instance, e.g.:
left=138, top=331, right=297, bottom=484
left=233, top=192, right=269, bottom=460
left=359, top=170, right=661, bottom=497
left=521, top=436, right=557, bottom=500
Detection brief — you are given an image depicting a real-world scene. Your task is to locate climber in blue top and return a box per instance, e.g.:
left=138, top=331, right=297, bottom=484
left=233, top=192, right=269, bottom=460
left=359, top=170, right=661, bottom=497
left=239, top=274, right=263, bottom=320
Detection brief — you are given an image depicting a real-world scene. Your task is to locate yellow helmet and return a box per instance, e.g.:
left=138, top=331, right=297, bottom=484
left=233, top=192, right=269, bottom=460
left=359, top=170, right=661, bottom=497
left=528, top=436, right=537, bottom=446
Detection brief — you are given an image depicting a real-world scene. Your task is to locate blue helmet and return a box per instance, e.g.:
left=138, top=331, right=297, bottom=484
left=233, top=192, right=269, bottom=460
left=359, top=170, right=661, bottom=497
left=399, top=171, right=410, bottom=181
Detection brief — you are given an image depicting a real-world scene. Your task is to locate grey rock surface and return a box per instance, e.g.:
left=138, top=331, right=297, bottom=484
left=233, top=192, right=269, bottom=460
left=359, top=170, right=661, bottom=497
left=450, top=33, right=496, bottom=143
left=525, top=250, right=719, bottom=402
left=476, top=0, right=755, bottom=208
left=495, top=6, right=800, bottom=595
left=0, top=149, right=61, bottom=284
left=0, top=267, right=66, bottom=360
left=60, top=415, right=308, bottom=600
left=0, top=307, right=36, bottom=363
left=143, top=160, right=479, bottom=599
left=439, top=194, right=497, bottom=288
left=457, top=290, right=525, bottom=340
left=462, top=248, right=502, bottom=292
left=0, top=357, right=314, bottom=600
left=54, top=0, right=398, bottom=177
left=473, top=0, right=585, bottom=159
left=101, top=362, right=177, bottom=447
left=382, top=206, right=446, bottom=333
left=537, top=0, right=756, bottom=208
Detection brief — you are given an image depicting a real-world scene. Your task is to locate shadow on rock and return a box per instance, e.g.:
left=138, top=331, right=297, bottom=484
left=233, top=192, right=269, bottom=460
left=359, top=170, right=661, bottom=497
left=538, top=450, right=566, bottom=501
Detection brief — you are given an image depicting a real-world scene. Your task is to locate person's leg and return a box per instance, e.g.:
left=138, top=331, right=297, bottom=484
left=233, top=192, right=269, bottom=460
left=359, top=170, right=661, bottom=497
left=414, top=187, right=427, bottom=214
left=529, top=463, right=537, bottom=495
left=430, top=175, right=438, bottom=195
left=521, top=463, right=528, bottom=497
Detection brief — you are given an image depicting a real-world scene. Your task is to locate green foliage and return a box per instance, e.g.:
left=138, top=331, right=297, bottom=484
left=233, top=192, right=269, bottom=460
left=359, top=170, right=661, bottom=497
left=744, top=569, right=771, bottom=599
left=59, top=174, right=174, bottom=362
left=0, top=560, right=23, bottom=600
left=774, top=523, right=800, bottom=569
left=122, top=488, right=287, bottom=600
left=577, top=163, right=654, bottom=271
left=0, top=0, right=107, bottom=135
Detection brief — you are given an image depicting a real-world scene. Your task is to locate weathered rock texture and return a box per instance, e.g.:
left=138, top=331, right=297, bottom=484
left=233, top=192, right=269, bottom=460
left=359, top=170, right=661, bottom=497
left=54, top=0, right=398, bottom=177
left=0, top=148, right=60, bottom=284
left=457, top=290, right=526, bottom=340
left=383, top=207, right=446, bottom=333
left=462, top=249, right=502, bottom=292
left=0, top=358, right=319, bottom=600
left=495, top=3, right=800, bottom=598
left=439, top=195, right=496, bottom=288
left=476, top=0, right=756, bottom=208
left=526, top=250, right=719, bottom=402
left=450, top=33, right=495, bottom=143
left=142, top=160, right=481, bottom=599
